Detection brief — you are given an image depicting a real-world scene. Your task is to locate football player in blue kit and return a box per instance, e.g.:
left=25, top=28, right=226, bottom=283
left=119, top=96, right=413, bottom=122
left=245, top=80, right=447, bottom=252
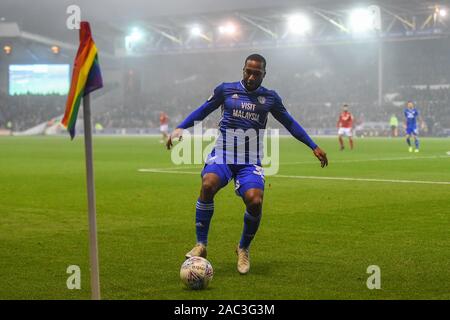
left=404, top=101, right=421, bottom=153
left=167, top=54, right=328, bottom=274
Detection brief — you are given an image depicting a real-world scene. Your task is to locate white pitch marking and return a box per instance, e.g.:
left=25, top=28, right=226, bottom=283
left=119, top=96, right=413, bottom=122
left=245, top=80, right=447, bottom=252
left=139, top=168, right=199, bottom=175
left=273, top=174, right=450, bottom=185
left=144, top=165, right=202, bottom=170
left=148, top=155, right=450, bottom=169
left=138, top=168, right=450, bottom=185
left=280, top=155, right=449, bottom=166
left=142, top=155, right=449, bottom=171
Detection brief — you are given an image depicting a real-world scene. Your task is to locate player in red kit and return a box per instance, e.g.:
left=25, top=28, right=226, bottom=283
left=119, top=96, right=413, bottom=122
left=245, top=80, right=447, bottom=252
left=337, top=104, right=354, bottom=151
left=159, top=112, right=169, bottom=143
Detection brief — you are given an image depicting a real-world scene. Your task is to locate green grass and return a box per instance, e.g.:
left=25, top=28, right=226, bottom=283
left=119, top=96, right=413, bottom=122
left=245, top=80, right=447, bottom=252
left=0, top=136, right=450, bottom=300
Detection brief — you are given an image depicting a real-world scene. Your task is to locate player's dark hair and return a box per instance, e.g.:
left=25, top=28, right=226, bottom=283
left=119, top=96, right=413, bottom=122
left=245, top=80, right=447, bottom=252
left=245, top=54, right=266, bottom=70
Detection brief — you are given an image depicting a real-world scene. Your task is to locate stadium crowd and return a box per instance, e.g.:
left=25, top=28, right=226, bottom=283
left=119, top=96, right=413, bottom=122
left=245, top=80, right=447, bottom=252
left=1, top=41, right=449, bottom=135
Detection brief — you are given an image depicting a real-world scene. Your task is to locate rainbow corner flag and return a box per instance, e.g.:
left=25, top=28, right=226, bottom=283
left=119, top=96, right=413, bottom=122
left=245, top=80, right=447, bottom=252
left=62, top=21, right=103, bottom=139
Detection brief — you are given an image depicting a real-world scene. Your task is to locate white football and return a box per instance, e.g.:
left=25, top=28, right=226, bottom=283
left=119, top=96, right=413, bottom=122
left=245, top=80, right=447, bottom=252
left=180, top=256, right=214, bottom=290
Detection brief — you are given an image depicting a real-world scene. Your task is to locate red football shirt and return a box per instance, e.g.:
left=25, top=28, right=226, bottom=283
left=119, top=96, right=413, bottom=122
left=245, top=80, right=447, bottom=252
left=160, top=113, right=169, bottom=125
left=338, top=112, right=354, bottom=128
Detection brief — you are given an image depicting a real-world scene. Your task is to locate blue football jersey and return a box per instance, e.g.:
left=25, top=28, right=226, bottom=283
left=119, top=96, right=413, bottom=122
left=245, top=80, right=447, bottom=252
left=404, top=108, right=419, bottom=129
left=178, top=81, right=317, bottom=164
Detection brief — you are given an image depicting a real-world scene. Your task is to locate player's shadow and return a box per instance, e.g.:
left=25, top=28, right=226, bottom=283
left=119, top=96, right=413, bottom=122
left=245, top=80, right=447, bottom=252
left=181, top=286, right=216, bottom=292
left=218, top=260, right=276, bottom=277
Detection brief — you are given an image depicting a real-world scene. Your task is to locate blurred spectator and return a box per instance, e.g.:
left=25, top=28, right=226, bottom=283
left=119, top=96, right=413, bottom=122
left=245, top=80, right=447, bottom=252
left=1, top=40, right=449, bottom=134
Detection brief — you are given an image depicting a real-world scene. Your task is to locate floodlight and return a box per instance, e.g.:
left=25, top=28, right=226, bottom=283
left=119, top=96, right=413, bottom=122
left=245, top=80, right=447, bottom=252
left=125, top=28, right=144, bottom=50
left=287, top=14, right=311, bottom=35
left=191, top=25, right=202, bottom=36
left=349, top=8, right=374, bottom=33
left=219, top=23, right=237, bottom=35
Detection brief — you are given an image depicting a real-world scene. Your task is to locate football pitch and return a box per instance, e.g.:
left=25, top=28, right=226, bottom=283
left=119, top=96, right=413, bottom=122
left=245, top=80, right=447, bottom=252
left=1, top=136, right=450, bottom=300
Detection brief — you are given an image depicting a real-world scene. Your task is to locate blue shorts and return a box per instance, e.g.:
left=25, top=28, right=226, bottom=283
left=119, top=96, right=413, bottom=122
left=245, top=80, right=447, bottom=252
left=201, top=163, right=265, bottom=198
left=406, top=127, right=418, bottom=135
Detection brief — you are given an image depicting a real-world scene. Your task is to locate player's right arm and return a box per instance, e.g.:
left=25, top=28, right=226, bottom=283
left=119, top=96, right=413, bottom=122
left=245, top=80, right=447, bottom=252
left=166, top=83, right=225, bottom=150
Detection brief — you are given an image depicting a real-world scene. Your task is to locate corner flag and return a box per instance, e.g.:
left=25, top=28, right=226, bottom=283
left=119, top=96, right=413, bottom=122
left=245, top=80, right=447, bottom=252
left=62, top=21, right=103, bottom=139
left=63, top=21, right=103, bottom=300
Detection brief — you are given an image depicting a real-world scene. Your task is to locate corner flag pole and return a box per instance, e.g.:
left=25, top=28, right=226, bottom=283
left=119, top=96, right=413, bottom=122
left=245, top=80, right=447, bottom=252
left=83, top=94, right=101, bottom=300
left=62, top=21, right=103, bottom=300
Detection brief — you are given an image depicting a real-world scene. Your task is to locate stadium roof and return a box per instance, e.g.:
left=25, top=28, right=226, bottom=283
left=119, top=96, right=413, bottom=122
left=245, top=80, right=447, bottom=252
left=1, top=0, right=449, bottom=57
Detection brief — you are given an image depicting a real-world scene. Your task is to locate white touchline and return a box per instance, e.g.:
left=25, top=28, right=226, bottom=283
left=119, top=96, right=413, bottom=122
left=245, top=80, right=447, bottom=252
left=273, top=174, right=450, bottom=185
left=139, top=155, right=449, bottom=174
left=138, top=169, right=450, bottom=185
left=143, top=155, right=449, bottom=171
left=281, top=155, right=449, bottom=166
left=139, top=169, right=199, bottom=175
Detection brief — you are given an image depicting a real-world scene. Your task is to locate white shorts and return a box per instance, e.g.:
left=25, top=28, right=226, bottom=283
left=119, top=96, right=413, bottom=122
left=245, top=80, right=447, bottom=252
left=160, top=124, right=168, bottom=133
left=338, top=127, right=353, bottom=137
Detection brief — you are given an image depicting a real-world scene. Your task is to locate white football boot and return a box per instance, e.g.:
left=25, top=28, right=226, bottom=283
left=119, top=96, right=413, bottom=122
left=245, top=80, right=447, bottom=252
left=236, top=245, right=250, bottom=275
left=185, top=243, right=207, bottom=259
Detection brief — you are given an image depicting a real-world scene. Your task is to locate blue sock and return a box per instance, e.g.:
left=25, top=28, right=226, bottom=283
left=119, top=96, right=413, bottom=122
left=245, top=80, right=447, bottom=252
left=195, top=199, right=214, bottom=246
left=239, top=211, right=262, bottom=249
left=406, top=137, right=411, bottom=146
left=415, top=138, right=419, bottom=149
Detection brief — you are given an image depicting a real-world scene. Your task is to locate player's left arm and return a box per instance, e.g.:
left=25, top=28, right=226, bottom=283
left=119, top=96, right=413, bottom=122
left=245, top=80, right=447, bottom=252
left=270, top=93, right=328, bottom=168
